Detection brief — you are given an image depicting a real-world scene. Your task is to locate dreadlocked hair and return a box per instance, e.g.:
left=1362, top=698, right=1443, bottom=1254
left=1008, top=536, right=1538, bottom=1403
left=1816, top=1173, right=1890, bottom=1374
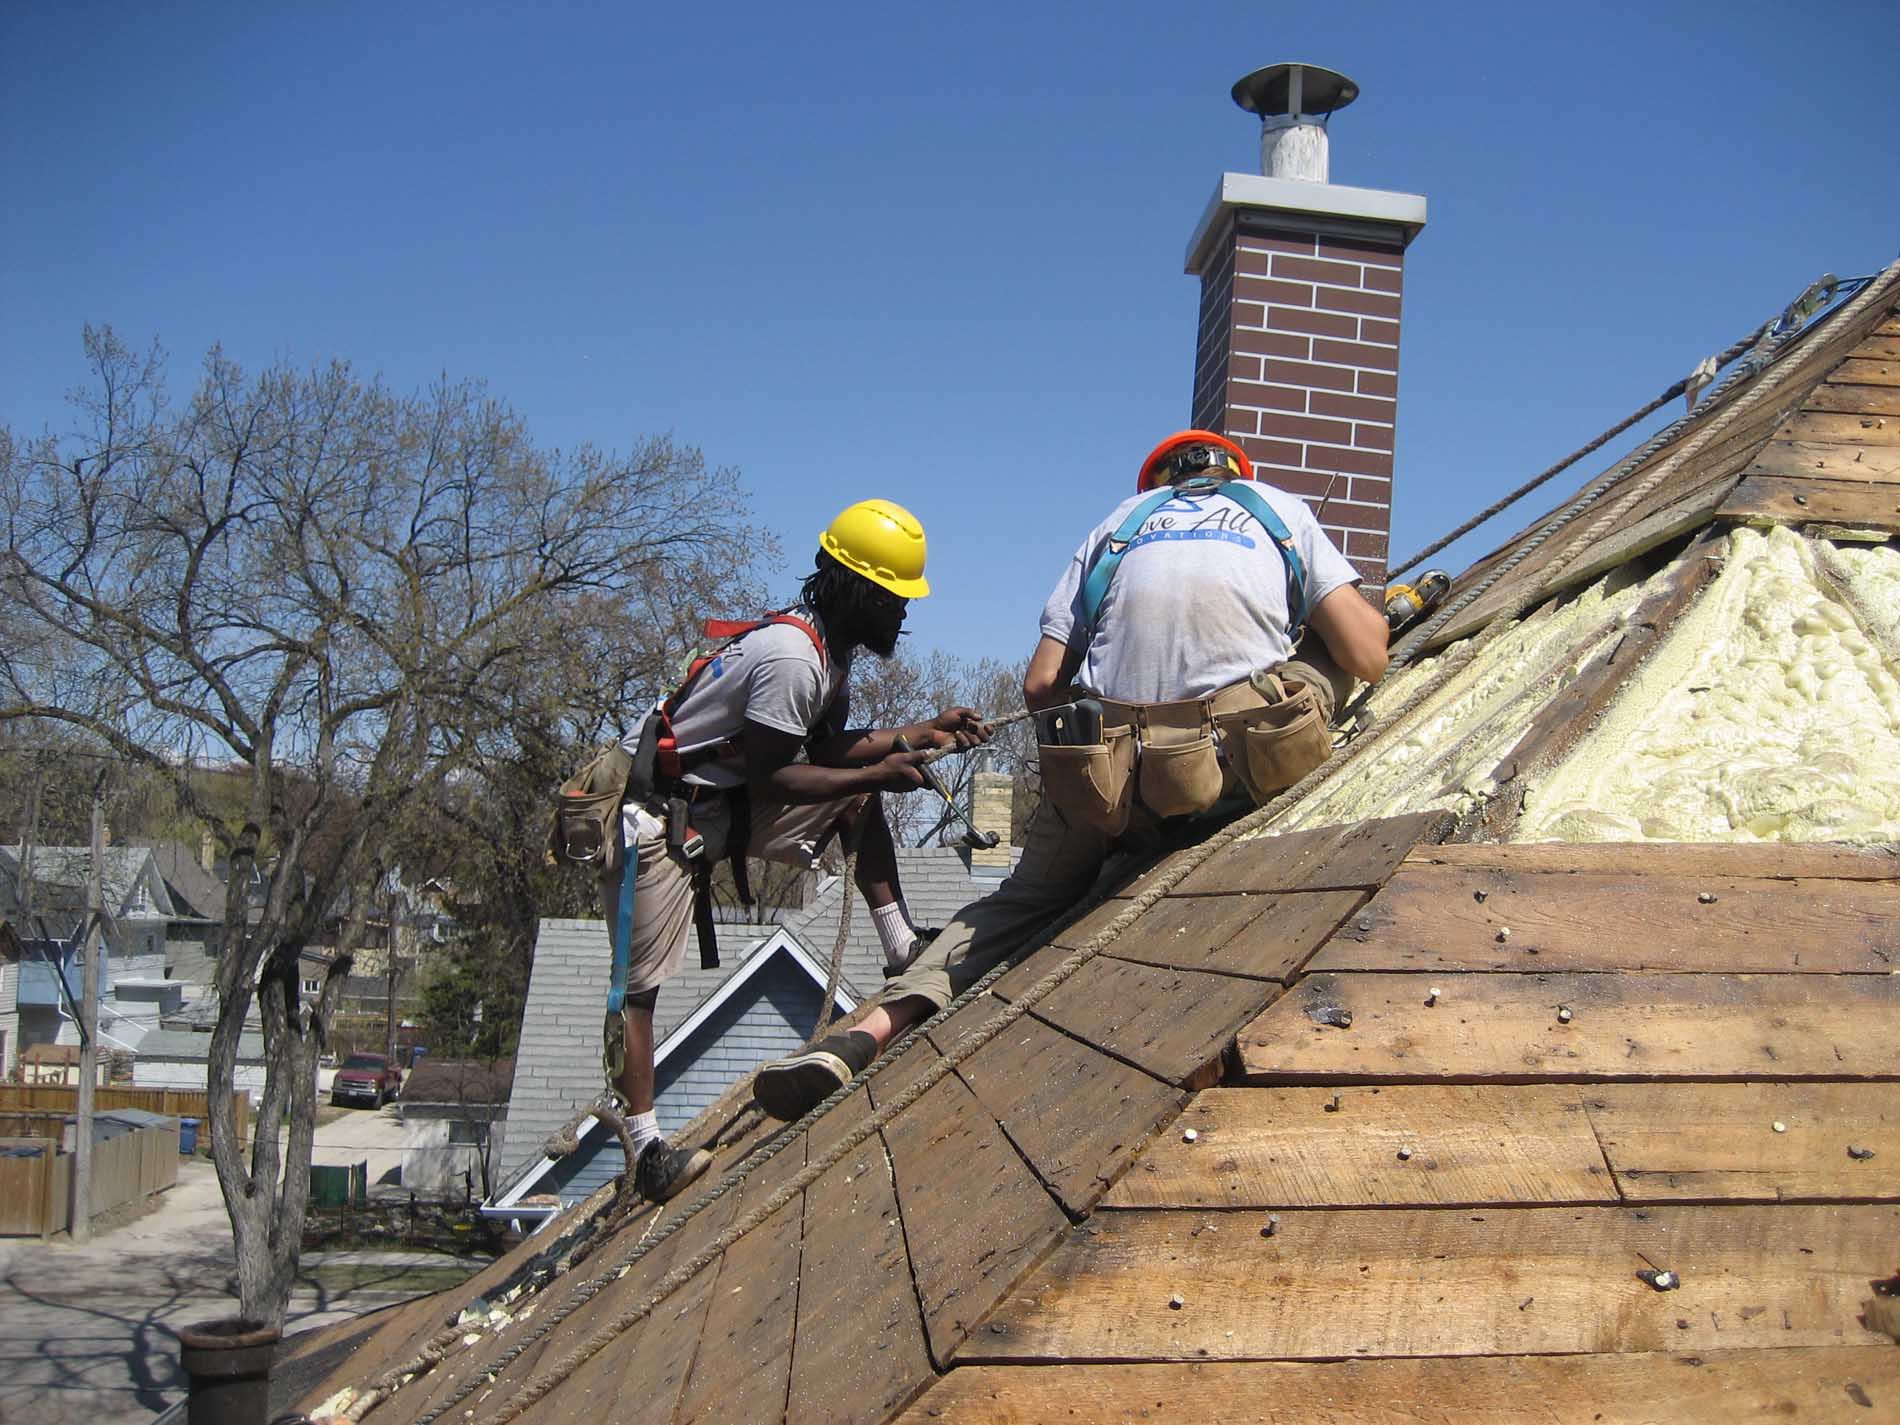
left=800, top=550, right=890, bottom=631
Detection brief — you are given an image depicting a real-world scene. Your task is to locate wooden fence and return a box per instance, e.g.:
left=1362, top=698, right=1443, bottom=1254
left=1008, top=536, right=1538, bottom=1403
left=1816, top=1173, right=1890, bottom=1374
left=0, top=1120, right=177, bottom=1238
left=0, top=1084, right=248, bottom=1145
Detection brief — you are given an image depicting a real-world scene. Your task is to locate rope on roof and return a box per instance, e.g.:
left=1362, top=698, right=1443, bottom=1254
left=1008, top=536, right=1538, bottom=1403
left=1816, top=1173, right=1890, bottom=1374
left=1385, top=270, right=1880, bottom=585
left=1350, top=268, right=1893, bottom=732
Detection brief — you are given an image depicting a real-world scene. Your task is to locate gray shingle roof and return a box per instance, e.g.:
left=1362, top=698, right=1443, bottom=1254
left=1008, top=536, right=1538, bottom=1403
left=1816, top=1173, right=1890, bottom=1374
left=498, top=917, right=774, bottom=1184
left=498, top=848, right=1020, bottom=1188
left=1, top=844, right=171, bottom=920
left=136, top=1027, right=265, bottom=1061
left=139, top=840, right=228, bottom=921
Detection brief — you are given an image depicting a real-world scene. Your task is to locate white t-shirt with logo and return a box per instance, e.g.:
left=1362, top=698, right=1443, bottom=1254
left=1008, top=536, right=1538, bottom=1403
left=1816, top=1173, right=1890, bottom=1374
left=1039, top=483, right=1360, bottom=703
left=624, top=611, right=852, bottom=790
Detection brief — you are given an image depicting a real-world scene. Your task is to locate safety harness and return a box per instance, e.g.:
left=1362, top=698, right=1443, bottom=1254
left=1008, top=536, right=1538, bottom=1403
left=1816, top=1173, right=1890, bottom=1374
left=607, top=612, right=828, bottom=1015
left=1078, top=476, right=1310, bottom=640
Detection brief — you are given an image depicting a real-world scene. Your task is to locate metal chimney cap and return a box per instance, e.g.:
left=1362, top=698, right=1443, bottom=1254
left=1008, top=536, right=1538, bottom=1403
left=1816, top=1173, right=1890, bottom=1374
left=1232, top=62, right=1359, bottom=118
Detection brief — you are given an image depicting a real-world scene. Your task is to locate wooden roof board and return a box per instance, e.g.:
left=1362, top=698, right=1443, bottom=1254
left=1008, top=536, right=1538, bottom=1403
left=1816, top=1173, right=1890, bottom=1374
left=786, top=1090, right=934, bottom=1425
left=1102, top=1081, right=1896, bottom=1210
left=931, top=1003, right=1187, bottom=1218
left=1585, top=1082, right=1898, bottom=1201
left=865, top=1034, right=1070, bottom=1366
left=1404, top=840, right=1900, bottom=879
left=299, top=826, right=1896, bottom=1425
left=1100, top=1084, right=1618, bottom=1210
left=989, top=952, right=1281, bottom=1088
left=1238, top=969, right=1900, bottom=1082
left=893, top=1348, right=1900, bottom=1423
left=1056, top=887, right=1366, bottom=983
left=958, top=1202, right=1899, bottom=1362
left=1310, top=864, right=1900, bottom=974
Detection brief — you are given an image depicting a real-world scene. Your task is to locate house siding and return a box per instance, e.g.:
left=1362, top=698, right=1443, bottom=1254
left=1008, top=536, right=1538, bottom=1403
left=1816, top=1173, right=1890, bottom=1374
left=402, top=1115, right=510, bottom=1198
left=654, top=957, right=844, bottom=1133
left=0, top=961, right=17, bottom=1077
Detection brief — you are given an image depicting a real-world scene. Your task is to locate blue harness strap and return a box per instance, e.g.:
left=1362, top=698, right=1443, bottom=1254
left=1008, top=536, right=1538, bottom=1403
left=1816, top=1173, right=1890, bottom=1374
left=1078, top=478, right=1311, bottom=639
left=607, top=816, right=636, bottom=1014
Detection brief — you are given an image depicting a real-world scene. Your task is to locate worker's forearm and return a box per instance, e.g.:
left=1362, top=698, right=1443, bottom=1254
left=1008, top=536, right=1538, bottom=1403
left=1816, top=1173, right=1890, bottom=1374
left=1024, top=679, right=1079, bottom=712
left=808, top=726, right=905, bottom=767
left=754, top=759, right=891, bottom=803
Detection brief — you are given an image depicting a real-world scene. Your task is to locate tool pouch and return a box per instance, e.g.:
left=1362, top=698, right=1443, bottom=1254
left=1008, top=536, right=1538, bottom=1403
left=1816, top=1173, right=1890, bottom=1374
left=1038, top=723, right=1137, bottom=837
left=550, top=742, right=635, bottom=873
left=1214, top=669, right=1331, bottom=804
left=1133, top=697, right=1226, bottom=819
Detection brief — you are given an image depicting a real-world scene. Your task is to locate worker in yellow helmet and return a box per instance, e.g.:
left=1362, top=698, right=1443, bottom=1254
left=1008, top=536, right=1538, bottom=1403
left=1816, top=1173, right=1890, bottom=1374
left=595, top=499, right=986, bottom=1203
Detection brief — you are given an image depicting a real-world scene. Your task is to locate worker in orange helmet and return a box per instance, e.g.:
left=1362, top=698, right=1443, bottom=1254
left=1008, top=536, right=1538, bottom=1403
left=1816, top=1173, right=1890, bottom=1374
left=593, top=499, right=987, bottom=1202
left=752, top=432, right=1387, bottom=1123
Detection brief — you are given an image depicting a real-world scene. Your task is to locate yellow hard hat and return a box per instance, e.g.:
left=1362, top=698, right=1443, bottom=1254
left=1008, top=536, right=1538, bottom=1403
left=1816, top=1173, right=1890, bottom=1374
left=818, top=499, right=930, bottom=598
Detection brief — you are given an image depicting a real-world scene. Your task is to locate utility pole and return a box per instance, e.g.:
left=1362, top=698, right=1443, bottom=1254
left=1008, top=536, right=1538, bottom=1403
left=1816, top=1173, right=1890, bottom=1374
left=384, top=883, right=399, bottom=1067
left=73, top=779, right=105, bottom=1243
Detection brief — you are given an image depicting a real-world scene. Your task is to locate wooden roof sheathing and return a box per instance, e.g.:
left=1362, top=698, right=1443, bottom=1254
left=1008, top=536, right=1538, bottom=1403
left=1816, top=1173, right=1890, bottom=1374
left=291, top=277, right=1900, bottom=1425
left=294, top=822, right=1898, bottom=1424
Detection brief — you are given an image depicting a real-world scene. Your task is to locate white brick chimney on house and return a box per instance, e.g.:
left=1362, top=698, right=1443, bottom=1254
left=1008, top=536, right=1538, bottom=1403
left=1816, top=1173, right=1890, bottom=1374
left=1185, top=63, right=1427, bottom=586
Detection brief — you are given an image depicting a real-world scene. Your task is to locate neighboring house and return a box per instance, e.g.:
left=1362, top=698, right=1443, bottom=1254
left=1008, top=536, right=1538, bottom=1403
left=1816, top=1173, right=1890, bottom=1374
left=489, top=838, right=1021, bottom=1222
left=0, top=844, right=179, bottom=960
left=1, top=845, right=191, bottom=1059
left=0, top=920, right=21, bottom=1079
left=399, top=1056, right=515, bottom=1199
left=140, top=838, right=230, bottom=985
left=132, top=1026, right=267, bottom=1098
left=73, top=971, right=186, bottom=1060
left=489, top=916, right=780, bottom=1216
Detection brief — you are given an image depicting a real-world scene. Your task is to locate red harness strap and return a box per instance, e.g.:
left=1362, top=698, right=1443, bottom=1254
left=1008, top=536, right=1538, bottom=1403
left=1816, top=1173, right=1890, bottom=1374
left=654, top=612, right=827, bottom=781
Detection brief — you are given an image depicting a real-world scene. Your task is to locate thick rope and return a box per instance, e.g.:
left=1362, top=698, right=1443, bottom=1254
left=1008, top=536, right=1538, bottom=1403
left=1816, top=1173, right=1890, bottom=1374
left=1385, top=324, right=1768, bottom=582
left=802, top=847, right=856, bottom=1045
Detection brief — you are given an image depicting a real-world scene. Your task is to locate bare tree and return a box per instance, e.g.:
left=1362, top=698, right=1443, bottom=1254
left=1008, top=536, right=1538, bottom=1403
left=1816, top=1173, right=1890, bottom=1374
left=849, top=649, right=1033, bottom=845
left=0, top=327, right=772, bottom=1326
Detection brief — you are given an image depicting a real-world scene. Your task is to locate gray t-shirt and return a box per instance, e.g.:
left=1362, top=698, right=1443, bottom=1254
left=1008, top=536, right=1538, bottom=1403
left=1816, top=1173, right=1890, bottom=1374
left=626, top=611, right=851, bottom=789
left=1039, top=482, right=1360, bottom=703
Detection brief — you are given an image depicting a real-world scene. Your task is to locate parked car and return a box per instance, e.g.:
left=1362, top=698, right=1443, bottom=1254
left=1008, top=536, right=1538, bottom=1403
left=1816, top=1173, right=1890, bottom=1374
left=331, top=1052, right=402, bottom=1108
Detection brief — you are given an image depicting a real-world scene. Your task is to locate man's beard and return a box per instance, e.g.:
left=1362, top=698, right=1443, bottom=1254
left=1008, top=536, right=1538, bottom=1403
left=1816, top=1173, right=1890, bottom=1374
left=862, top=623, right=902, bottom=659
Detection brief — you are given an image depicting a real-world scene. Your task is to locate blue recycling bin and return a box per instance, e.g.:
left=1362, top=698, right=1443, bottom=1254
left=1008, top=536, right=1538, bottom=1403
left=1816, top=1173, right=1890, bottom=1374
left=179, top=1117, right=200, bottom=1155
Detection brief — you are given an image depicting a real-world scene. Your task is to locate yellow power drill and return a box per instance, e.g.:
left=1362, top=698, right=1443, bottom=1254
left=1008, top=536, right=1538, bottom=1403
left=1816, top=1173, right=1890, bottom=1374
left=1384, top=570, right=1451, bottom=633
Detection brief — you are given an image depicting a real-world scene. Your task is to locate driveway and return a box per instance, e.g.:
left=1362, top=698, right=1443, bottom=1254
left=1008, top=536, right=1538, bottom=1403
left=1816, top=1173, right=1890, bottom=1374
left=0, top=1100, right=490, bottom=1425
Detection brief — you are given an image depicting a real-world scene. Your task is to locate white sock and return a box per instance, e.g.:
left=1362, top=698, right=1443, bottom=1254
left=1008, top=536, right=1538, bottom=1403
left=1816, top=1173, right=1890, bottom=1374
left=627, top=1110, right=662, bottom=1158
left=871, top=901, right=918, bottom=971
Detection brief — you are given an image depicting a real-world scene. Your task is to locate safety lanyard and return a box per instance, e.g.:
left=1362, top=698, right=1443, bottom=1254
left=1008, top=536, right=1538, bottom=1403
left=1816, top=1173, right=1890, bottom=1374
left=607, top=816, right=636, bottom=1014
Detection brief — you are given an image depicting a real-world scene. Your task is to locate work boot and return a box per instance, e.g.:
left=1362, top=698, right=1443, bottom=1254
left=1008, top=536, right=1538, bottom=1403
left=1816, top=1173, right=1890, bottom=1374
left=634, top=1138, right=712, bottom=1204
left=752, top=1030, right=878, bottom=1122
left=883, top=926, right=940, bottom=979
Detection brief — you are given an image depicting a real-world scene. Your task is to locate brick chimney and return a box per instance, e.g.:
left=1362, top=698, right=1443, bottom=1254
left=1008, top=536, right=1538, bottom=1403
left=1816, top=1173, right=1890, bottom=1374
left=967, top=771, right=1014, bottom=870
left=1185, top=63, right=1426, bottom=584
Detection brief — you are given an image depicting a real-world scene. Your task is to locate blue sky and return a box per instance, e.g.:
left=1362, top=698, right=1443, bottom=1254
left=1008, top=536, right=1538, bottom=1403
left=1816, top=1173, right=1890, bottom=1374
left=5, top=1, right=1896, bottom=669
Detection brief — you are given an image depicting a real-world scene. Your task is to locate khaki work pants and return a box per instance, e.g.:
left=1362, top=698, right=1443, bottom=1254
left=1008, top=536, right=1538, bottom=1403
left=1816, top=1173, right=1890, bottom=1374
left=880, top=796, right=1154, bottom=1015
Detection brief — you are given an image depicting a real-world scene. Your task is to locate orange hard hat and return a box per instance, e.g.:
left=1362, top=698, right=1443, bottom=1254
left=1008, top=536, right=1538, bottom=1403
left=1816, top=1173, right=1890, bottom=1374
left=1136, top=430, right=1254, bottom=492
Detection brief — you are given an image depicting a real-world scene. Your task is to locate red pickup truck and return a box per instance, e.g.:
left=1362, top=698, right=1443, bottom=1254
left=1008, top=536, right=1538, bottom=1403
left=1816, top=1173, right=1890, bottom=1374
left=331, top=1052, right=403, bottom=1108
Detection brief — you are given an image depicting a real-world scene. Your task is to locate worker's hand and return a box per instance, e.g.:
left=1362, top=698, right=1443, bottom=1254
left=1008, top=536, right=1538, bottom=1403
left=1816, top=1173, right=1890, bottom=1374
left=873, top=748, right=933, bottom=792
left=920, top=706, right=989, bottom=752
